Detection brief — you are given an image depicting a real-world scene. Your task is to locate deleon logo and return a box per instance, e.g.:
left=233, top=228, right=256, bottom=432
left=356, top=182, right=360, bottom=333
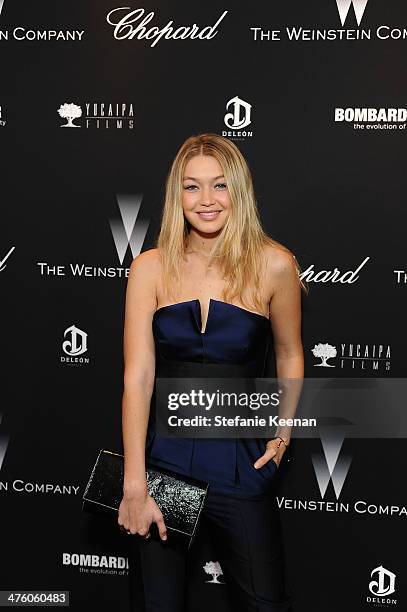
left=62, top=325, right=88, bottom=356
left=109, top=194, right=150, bottom=265
left=369, top=565, right=396, bottom=597
left=224, top=95, right=252, bottom=130
left=336, top=0, right=369, bottom=26
left=311, top=430, right=352, bottom=499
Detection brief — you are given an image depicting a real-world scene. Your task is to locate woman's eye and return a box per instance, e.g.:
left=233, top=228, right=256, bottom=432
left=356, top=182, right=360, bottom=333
left=183, top=183, right=227, bottom=190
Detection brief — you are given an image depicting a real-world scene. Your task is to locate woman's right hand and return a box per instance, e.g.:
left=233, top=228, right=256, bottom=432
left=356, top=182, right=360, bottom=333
left=118, top=488, right=168, bottom=541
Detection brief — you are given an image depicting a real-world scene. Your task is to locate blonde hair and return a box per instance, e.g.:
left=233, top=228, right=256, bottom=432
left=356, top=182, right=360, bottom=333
left=156, top=133, right=308, bottom=311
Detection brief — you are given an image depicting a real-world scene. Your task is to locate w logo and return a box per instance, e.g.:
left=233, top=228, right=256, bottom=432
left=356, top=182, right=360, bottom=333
left=336, top=0, right=369, bottom=26
left=312, top=429, right=352, bottom=499
left=109, top=194, right=150, bottom=265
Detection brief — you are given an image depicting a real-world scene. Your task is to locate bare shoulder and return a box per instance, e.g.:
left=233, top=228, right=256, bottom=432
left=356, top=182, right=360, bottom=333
left=262, top=243, right=298, bottom=278
left=127, top=248, right=162, bottom=308
left=130, top=247, right=161, bottom=275
left=128, top=247, right=163, bottom=287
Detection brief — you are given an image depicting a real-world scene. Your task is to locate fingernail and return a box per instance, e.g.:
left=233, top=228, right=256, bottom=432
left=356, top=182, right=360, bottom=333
left=254, top=463, right=259, bottom=469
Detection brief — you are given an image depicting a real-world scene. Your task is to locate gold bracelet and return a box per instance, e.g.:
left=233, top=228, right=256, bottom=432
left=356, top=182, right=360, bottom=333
left=275, top=436, right=289, bottom=448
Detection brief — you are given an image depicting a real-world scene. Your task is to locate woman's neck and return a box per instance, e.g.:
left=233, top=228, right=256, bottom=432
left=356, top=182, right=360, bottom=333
left=185, top=228, right=220, bottom=257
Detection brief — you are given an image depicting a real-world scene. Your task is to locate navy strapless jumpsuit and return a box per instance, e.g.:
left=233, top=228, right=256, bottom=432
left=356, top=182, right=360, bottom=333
left=146, top=298, right=279, bottom=498
left=135, top=299, right=292, bottom=612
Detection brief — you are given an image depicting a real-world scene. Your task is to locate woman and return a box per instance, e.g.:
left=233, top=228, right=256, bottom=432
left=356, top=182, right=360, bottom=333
left=118, top=133, right=306, bottom=611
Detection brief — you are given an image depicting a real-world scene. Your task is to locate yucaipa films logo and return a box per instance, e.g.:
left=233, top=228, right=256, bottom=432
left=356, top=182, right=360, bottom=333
left=203, top=561, right=225, bottom=584
left=250, top=0, right=407, bottom=43
left=311, top=341, right=391, bottom=372
left=58, top=103, right=82, bottom=128
left=57, top=102, right=134, bottom=129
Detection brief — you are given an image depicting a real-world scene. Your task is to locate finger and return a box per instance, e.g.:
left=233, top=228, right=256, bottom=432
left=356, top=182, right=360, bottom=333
left=254, top=450, right=275, bottom=469
left=137, top=526, right=150, bottom=538
left=155, top=516, right=168, bottom=541
left=254, top=454, right=268, bottom=469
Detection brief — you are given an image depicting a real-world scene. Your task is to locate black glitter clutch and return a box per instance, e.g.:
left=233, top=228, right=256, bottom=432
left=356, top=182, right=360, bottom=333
left=82, top=449, right=209, bottom=550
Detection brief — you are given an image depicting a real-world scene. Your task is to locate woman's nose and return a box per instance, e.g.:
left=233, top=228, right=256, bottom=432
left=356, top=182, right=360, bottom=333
left=201, top=186, right=216, bottom=204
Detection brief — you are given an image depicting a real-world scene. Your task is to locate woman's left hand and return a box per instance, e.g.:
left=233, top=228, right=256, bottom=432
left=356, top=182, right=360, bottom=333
left=254, top=438, right=288, bottom=470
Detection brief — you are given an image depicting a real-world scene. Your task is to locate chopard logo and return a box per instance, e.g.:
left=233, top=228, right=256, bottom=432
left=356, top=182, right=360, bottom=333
left=106, top=7, right=228, bottom=46
left=0, top=246, right=15, bottom=272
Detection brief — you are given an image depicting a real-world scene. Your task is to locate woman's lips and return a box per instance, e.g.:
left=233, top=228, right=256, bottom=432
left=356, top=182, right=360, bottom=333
left=196, top=211, right=222, bottom=221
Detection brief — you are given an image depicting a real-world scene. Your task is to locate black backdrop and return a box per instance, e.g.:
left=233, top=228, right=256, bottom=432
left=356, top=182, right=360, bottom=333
left=1, top=1, right=406, bottom=611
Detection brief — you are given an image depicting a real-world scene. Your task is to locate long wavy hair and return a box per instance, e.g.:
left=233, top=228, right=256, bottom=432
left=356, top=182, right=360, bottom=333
left=156, top=133, right=308, bottom=311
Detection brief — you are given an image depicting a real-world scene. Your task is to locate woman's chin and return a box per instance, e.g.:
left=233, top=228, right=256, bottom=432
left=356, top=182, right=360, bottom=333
left=191, top=222, right=225, bottom=236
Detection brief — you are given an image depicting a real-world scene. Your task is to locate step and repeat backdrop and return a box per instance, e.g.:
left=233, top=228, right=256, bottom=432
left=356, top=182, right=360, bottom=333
left=1, top=1, right=406, bottom=610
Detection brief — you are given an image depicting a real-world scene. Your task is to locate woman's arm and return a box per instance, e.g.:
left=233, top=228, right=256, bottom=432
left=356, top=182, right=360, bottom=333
left=269, top=248, right=304, bottom=382
left=269, top=249, right=304, bottom=444
left=254, top=247, right=304, bottom=469
left=122, top=250, right=158, bottom=496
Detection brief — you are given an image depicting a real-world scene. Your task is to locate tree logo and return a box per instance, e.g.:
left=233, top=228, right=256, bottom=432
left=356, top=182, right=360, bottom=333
left=311, top=342, right=337, bottom=367
left=203, top=561, right=225, bottom=584
left=57, top=102, right=82, bottom=127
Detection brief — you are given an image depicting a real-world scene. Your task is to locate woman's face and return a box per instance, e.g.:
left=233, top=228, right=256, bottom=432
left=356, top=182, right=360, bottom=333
left=182, top=154, right=231, bottom=234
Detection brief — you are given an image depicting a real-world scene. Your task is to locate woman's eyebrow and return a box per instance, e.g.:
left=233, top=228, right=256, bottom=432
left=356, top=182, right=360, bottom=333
left=183, top=175, right=225, bottom=181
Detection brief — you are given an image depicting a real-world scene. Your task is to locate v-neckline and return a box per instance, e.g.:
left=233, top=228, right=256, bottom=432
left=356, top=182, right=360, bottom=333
left=197, top=299, right=212, bottom=335
left=153, top=298, right=269, bottom=336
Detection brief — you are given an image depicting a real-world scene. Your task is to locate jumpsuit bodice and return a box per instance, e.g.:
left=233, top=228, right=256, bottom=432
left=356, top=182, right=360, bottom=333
left=146, top=298, right=278, bottom=497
